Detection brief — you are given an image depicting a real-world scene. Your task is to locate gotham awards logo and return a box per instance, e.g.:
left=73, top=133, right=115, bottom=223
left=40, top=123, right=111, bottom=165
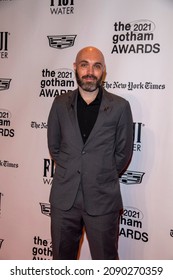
left=119, top=207, right=149, bottom=242
left=0, top=109, right=15, bottom=137
left=32, top=236, right=52, bottom=260
left=111, top=20, right=160, bottom=54
left=39, top=68, right=76, bottom=97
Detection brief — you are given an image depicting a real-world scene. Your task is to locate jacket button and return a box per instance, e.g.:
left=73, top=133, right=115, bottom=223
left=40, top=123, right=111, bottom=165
left=81, top=150, right=86, bottom=155
left=77, top=170, right=81, bottom=174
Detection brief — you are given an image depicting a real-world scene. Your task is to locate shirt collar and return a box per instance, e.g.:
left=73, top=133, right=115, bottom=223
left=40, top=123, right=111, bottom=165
left=78, top=86, right=102, bottom=106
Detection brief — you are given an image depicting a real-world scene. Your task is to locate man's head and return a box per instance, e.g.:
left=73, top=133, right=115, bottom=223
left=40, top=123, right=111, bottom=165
left=73, top=46, right=106, bottom=92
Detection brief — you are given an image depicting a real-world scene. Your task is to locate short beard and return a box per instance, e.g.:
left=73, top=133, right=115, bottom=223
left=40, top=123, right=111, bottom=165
left=75, top=70, right=103, bottom=92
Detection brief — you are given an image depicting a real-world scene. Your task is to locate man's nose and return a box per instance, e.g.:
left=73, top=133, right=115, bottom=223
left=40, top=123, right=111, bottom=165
left=87, top=65, right=94, bottom=75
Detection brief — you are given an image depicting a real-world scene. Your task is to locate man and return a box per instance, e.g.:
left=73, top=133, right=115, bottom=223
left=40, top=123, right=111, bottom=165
left=47, top=46, right=133, bottom=260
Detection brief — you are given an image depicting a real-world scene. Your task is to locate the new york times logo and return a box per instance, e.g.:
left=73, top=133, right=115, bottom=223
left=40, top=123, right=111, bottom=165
left=0, top=32, right=10, bottom=59
left=0, top=78, right=11, bottom=91
left=103, top=80, right=165, bottom=92
left=0, top=159, right=18, bottom=168
left=40, top=203, right=51, bottom=217
left=48, top=35, right=77, bottom=49
left=50, top=0, right=74, bottom=15
left=31, top=121, right=47, bottom=129
left=120, top=170, right=145, bottom=185
left=43, top=158, right=55, bottom=185
left=170, top=229, right=173, bottom=238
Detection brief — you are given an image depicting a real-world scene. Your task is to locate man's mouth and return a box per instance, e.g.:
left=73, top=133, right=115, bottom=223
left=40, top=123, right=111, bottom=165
left=83, top=75, right=96, bottom=81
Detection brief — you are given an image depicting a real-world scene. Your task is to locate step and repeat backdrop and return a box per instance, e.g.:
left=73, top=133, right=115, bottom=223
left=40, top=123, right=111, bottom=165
left=0, top=0, right=173, bottom=260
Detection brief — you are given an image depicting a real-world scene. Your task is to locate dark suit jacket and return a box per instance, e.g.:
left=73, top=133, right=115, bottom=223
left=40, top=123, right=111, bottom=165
left=47, top=87, right=133, bottom=215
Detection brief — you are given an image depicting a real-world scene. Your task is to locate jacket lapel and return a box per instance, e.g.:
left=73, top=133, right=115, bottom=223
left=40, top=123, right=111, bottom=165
left=84, top=88, right=113, bottom=146
left=66, top=88, right=113, bottom=147
left=66, top=89, right=84, bottom=147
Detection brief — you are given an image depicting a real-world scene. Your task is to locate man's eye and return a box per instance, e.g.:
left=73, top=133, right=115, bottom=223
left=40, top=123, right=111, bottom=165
left=94, top=64, right=102, bottom=70
left=80, top=63, right=88, bottom=68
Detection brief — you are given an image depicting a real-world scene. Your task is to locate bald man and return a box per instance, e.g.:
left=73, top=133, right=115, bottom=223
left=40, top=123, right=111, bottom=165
left=47, top=46, right=133, bottom=260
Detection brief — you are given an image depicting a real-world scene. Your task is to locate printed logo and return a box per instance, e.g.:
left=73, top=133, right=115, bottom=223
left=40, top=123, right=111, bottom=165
left=32, top=236, right=52, bottom=260
left=133, top=122, right=144, bottom=152
left=103, top=80, right=165, bottom=92
left=170, top=229, right=173, bottom=238
left=0, top=109, right=15, bottom=137
left=0, top=32, right=10, bottom=59
left=50, top=0, right=74, bottom=15
left=39, top=68, right=76, bottom=97
left=120, top=170, right=145, bottom=185
left=111, top=19, right=160, bottom=54
left=48, top=35, right=77, bottom=49
left=43, top=158, right=55, bottom=185
left=40, top=203, right=51, bottom=217
left=0, top=192, right=3, bottom=216
left=0, top=160, right=18, bottom=168
left=0, top=239, right=4, bottom=250
left=119, top=206, right=149, bottom=242
left=0, top=79, right=11, bottom=91
left=31, top=121, right=47, bottom=129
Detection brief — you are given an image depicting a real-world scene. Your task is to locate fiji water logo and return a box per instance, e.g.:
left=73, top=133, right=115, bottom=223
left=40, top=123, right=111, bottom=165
left=50, top=0, right=75, bottom=15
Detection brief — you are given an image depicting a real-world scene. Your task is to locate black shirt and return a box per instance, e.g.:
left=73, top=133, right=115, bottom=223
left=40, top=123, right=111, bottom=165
left=77, top=87, right=102, bottom=143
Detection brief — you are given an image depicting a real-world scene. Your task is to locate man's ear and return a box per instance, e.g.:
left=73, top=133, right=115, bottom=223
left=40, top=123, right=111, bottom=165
left=73, top=62, right=76, bottom=71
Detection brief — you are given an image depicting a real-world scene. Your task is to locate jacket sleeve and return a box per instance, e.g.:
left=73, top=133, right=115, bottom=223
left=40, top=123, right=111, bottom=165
left=115, top=100, right=133, bottom=175
left=47, top=98, right=61, bottom=165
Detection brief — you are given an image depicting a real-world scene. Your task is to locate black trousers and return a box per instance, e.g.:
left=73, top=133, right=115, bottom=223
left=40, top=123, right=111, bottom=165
left=50, top=186, right=120, bottom=260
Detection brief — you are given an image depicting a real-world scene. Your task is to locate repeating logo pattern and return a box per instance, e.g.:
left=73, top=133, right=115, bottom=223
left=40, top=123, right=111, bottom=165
left=40, top=203, right=51, bottom=217
left=47, top=35, right=77, bottom=49
left=0, top=239, right=4, bottom=250
left=0, top=31, right=10, bottom=59
left=50, top=0, right=75, bottom=15
left=0, top=79, right=11, bottom=91
left=0, top=109, right=14, bottom=137
left=120, top=171, right=145, bottom=185
left=111, top=20, right=160, bottom=54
